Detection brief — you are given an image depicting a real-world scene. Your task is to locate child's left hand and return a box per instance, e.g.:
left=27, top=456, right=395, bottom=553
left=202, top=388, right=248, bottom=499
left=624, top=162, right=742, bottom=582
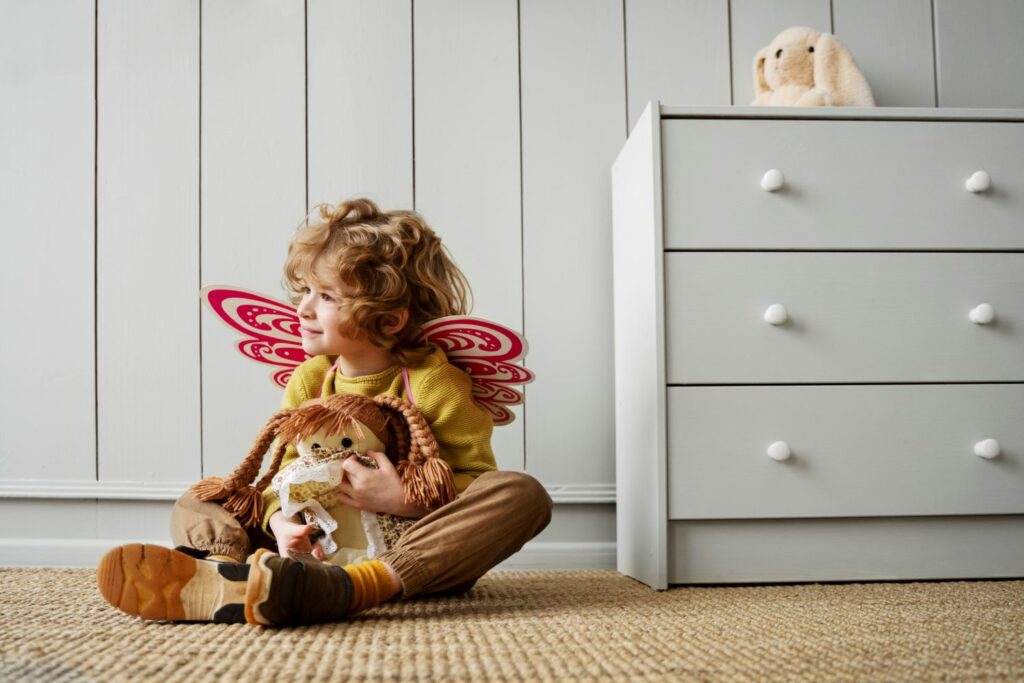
left=337, top=450, right=433, bottom=518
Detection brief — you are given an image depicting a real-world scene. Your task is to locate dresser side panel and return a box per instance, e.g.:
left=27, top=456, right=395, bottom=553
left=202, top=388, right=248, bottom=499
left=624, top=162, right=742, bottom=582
left=611, top=103, right=667, bottom=589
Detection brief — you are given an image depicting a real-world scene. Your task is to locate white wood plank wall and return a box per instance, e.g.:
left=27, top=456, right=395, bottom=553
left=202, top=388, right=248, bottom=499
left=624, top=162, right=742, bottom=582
left=200, top=0, right=305, bottom=479
left=414, top=0, right=524, bottom=471
left=2, top=0, right=1023, bottom=567
left=521, top=0, right=625, bottom=486
left=96, top=0, right=200, bottom=483
left=1, top=1, right=95, bottom=482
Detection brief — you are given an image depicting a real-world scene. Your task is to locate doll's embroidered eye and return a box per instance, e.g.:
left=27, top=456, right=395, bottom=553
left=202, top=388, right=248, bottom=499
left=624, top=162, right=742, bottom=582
left=342, top=438, right=353, bottom=448
left=776, top=49, right=782, bottom=58
left=808, top=46, right=814, bottom=53
left=312, top=443, right=321, bottom=449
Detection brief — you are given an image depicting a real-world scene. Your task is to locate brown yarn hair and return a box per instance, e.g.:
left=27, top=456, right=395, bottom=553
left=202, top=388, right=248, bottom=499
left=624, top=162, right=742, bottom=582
left=283, top=197, right=472, bottom=366
left=190, top=393, right=457, bottom=528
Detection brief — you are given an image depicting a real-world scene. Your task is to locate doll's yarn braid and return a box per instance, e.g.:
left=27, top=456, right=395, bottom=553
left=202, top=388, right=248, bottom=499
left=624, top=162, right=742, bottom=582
left=191, top=409, right=292, bottom=527
left=375, top=395, right=456, bottom=510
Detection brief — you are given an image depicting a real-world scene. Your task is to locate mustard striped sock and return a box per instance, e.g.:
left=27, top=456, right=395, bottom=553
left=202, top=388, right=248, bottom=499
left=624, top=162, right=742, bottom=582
left=341, top=560, right=396, bottom=613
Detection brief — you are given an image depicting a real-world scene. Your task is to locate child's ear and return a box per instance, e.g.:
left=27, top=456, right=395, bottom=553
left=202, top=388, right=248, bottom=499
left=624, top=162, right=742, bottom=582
left=383, top=309, right=409, bottom=335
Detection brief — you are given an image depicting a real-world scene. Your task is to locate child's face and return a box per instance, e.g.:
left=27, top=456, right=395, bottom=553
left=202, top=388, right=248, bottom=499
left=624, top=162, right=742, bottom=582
left=295, top=276, right=371, bottom=358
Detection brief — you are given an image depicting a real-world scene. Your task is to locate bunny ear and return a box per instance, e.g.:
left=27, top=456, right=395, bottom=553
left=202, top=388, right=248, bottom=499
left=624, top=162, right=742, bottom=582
left=752, top=46, right=771, bottom=99
left=812, top=33, right=876, bottom=106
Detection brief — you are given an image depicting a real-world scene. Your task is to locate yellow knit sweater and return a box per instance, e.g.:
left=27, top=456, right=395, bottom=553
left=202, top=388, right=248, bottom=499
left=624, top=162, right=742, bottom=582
left=260, top=347, right=496, bottom=563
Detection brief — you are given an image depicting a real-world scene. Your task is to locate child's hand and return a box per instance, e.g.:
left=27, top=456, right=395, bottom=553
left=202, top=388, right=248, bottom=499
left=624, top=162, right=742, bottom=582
left=268, top=511, right=325, bottom=561
left=337, top=450, right=432, bottom=518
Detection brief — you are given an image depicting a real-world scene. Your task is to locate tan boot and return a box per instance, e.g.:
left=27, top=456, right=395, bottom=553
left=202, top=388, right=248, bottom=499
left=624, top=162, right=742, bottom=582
left=244, top=549, right=354, bottom=626
left=97, top=544, right=249, bottom=623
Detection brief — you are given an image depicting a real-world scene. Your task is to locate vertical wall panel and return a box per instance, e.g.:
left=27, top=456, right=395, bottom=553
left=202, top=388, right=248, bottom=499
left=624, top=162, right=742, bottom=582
left=833, top=0, right=935, bottom=107
left=0, top=1, right=95, bottom=480
left=201, top=0, right=306, bottom=478
left=308, top=0, right=413, bottom=210
left=730, top=0, right=831, bottom=106
left=414, top=0, right=524, bottom=471
left=935, top=0, right=1024, bottom=108
left=625, top=0, right=731, bottom=131
left=521, top=0, right=625, bottom=485
left=97, top=0, right=200, bottom=481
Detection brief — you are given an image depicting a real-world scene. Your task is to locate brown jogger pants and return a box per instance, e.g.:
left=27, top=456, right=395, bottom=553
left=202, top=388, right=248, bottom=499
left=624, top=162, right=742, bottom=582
left=171, top=470, right=553, bottom=599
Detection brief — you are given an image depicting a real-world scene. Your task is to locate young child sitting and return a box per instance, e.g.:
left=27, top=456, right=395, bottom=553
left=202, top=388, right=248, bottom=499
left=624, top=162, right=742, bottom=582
left=96, top=197, right=553, bottom=626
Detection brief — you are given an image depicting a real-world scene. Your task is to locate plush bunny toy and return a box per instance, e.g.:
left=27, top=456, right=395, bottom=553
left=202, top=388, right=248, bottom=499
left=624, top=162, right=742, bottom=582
left=752, top=26, right=875, bottom=107
left=191, top=392, right=456, bottom=559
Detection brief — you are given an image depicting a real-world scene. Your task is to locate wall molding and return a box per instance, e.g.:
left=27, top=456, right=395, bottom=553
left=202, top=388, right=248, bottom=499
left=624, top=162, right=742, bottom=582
left=0, top=480, right=191, bottom=501
left=0, top=538, right=616, bottom=570
left=542, top=484, right=616, bottom=504
left=0, top=479, right=616, bottom=504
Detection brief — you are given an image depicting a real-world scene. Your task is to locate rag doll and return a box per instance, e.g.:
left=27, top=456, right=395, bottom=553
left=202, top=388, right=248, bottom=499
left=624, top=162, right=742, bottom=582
left=752, top=26, right=875, bottom=107
left=190, top=392, right=455, bottom=559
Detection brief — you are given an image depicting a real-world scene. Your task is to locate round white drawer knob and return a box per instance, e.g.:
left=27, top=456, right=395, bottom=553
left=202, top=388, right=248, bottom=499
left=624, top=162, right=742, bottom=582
left=974, top=438, right=1000, bottom=459
left=761, top=169, right=785, bottom=192
left=965, top=171, right=991, bottom=193
left=767, top=441, right=792, bottom=461
left=764, top=304, right=789, bottom=325
left=969, top=303, right=995, bottom=324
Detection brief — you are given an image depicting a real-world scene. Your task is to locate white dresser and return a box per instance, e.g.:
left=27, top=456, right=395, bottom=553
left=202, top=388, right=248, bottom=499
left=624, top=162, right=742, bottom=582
left=611, top=102, right=1024, bottom=588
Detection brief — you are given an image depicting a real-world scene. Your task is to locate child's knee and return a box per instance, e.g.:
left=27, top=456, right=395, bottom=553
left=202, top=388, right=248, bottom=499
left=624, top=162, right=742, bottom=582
left=478, top=471, right=553, bottom=519
left=170, top=491, right=252, bottom=562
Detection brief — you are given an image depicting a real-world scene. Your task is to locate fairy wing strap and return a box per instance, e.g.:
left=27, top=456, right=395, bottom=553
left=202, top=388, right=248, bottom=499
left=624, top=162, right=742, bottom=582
left=417, top=316, right=534, bottom=426
left=201, top=286, right=534, bottom=425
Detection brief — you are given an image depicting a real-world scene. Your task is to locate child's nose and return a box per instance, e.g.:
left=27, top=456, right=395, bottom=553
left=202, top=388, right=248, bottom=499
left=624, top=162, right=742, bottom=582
left=297, top=296, right=315, bottom=318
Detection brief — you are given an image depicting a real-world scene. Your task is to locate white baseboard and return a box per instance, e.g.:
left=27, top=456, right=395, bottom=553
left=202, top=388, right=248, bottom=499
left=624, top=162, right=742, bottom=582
left=0, top=538, right=171, bottom=568
left=0, top=538, right=616, bottom=571
left=494, top=542, right=616, bottom=570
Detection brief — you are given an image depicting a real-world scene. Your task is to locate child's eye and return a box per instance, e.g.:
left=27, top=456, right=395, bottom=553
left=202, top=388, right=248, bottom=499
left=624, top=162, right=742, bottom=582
left=320, top=293, right=334, bottom=302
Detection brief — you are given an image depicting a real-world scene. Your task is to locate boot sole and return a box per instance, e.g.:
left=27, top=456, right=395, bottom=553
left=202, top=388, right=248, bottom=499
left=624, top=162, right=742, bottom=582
left=97, top=543, right=248, bottom=622
left=244, top=548, right=273, bottom=625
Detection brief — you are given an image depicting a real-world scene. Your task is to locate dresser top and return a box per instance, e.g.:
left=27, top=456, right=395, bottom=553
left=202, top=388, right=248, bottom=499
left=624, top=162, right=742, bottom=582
left=658, top=104, right=1024, bottom=122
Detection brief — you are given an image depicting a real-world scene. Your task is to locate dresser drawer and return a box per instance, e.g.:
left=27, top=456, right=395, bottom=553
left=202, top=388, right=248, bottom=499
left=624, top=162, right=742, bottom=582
left=662, top=119, right=1024, bottom=250
left=667, top=384, right=1024, bottom=519
left=665, top=252, right=1024, bottom=384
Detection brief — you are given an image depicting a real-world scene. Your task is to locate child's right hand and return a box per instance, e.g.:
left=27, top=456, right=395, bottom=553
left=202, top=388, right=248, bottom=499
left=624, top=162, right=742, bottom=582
left=268, top=511, right=325, bottom=561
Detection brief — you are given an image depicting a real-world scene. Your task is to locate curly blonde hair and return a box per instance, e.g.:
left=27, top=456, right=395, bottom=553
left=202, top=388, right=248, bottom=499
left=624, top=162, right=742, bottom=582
left=283, top=197, right=472, bottom=366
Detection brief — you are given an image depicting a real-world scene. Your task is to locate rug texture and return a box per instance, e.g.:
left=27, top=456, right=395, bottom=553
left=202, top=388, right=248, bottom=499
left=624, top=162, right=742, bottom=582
left=1, top=568, right=1021, bottom=682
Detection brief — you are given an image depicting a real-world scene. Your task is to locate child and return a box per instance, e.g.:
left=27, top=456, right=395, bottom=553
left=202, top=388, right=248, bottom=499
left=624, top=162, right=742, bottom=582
left=96, top=197, right=553, bottom=626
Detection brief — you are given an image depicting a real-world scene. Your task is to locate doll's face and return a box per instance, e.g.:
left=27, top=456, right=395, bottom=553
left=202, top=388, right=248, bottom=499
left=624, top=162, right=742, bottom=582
left=295, top=418, right=386, bottom=458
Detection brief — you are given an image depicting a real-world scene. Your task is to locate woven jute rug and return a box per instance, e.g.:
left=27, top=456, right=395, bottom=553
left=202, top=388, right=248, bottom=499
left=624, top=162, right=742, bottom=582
left=1, top=567, right=1021, bottom=682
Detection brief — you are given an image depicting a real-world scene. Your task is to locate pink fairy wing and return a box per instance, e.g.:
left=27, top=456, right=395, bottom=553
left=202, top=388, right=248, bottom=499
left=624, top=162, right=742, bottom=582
left=201, top=285, right=310, bottom=388
left=417, top=316, right=535, bottom=426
